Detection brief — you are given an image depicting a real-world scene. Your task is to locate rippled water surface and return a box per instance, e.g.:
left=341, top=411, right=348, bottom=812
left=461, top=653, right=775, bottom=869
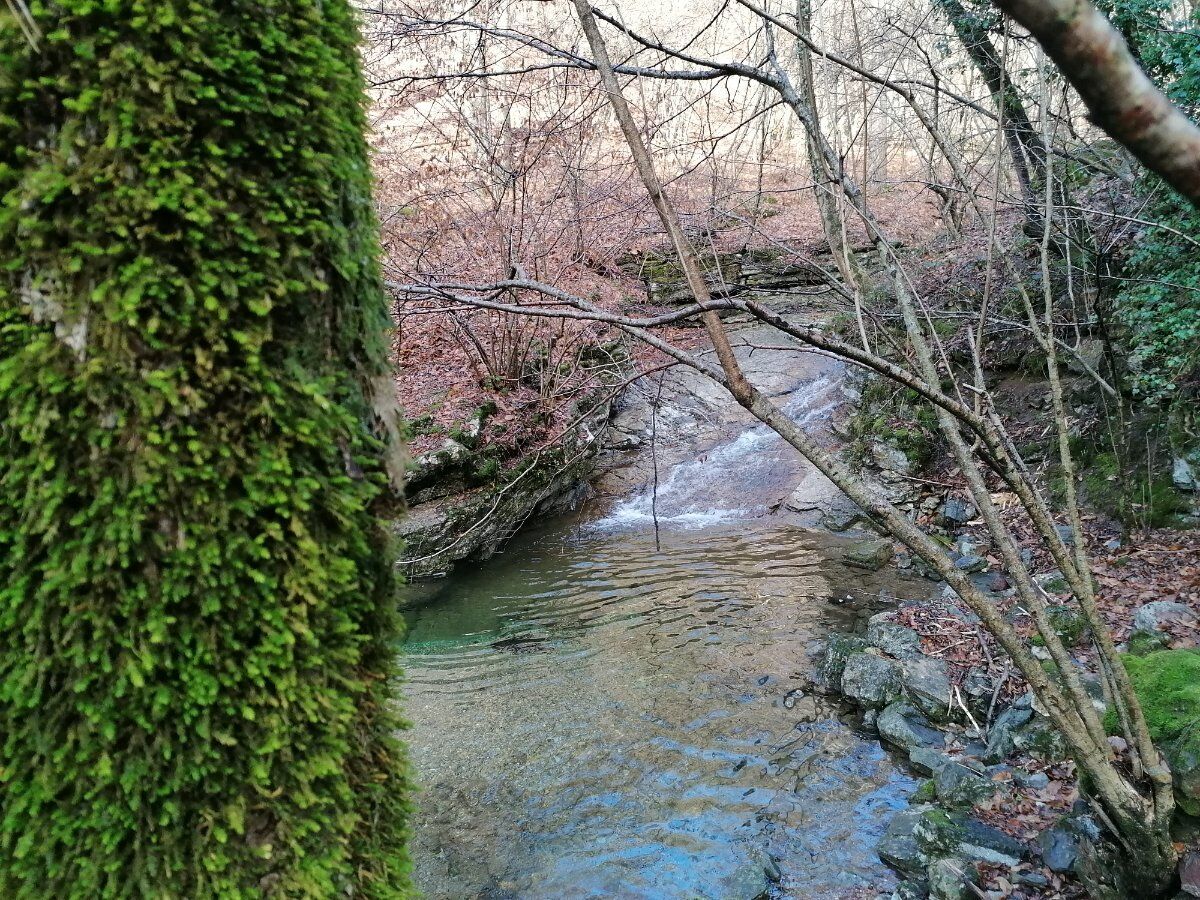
left=401, top=522, right=915, bottom=899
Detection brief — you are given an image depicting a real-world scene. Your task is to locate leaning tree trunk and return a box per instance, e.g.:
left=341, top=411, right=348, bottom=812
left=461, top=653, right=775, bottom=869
left=994, top=0, right=1200, bottom=206
left=936, top=0, right=1046, bottom=215
left=0, top=4, right=411, bottom=897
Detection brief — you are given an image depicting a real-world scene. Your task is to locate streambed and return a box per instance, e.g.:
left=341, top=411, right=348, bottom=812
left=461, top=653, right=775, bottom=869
left=400, top=333, right=919, bottom=898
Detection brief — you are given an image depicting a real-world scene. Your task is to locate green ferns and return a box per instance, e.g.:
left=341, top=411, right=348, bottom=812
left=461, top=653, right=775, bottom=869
left=1, top=2, right=410, bottom=897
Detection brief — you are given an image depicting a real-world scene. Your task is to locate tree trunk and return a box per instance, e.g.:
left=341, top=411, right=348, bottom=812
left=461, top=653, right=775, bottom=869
left=794, top=0, right=869, bottom=327
left=0, top=4, right=411, bottom=896
left=937, top=0, right=1046, bottom=214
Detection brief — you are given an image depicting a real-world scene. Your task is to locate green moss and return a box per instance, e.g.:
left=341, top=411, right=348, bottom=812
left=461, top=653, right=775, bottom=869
left=1110, top=650, right=1200, bottom=740
left=471, top=453, right=503, bottom=483
left=1042, top=575, right=1070, bottom=594
left=1127, top=630, right=1168, bottom=656
left=912, top=779, right=938, bottom=803
left=1047, top=604, right=1090, bottom=647
left=1020, top=721, right=1070, bottom=759
left=846, top=378, right=939, bottom=470
left=914, top=808, right=964, bottom=856
left=0, top=3, right=411, bottom=897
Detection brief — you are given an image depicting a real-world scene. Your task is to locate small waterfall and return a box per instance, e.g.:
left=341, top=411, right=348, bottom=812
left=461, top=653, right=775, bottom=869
left=594, top=371, right=843, bottom=530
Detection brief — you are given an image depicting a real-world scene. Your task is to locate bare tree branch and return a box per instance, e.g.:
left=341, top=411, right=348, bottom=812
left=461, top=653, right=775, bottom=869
left=996, top=0, right=1200, bottom=204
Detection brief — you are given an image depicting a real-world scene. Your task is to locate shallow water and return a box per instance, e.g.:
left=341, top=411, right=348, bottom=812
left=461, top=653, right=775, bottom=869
left=401, top=521, right=915, bottom=899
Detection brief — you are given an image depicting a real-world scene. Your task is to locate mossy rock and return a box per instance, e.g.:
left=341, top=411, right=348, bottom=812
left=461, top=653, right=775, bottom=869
left=1115, top=650, right=1200, bottom=739
left=1114, top=650, right=1200, bottom=811
left=914, top=808, right=964, bottom=857
left=913, top=779, right=938, bottom=803
left=821, top=634, right=869, bottom=689
left=1047, top=604, right=1090, bottom=647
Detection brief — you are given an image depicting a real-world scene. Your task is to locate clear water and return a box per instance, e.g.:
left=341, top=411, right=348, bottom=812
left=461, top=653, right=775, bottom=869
left=401, top=522, right=915, bottom=899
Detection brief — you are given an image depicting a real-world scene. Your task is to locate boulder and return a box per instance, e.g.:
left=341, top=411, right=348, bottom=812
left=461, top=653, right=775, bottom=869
left=842, top=537, right=894, bottom=571
left=877, top=809, right=927, bottom=876
left=820, top=634, right=869, bottom=690
left=1065, top=338, right=1104, bottom=376
left=878, top=701, right=946, bottom=752
left=938, top=497, right=976, bottom=527
left=1122, top=650, right=1200, bottom=813
left=1037, top=825, right=1079, bottom=873
left=841, top=653, right=902, bottom=708
left=1132, top=601, right=1198, bottom=640
left=933, top=761, right=1001, bottom=807
left=900, top=655, right=955, bottom=721
left=866, top=614, right=922, bottom=659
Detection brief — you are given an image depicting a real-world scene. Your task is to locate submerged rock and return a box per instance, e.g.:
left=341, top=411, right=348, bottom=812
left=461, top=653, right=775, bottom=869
left=842, top=537, right=894, bottom=571
left=716, top=860, right=771, bottom=900
left=1132, top=600, right=1198, bottom=641
left=878, top=809, right=927, bottom=876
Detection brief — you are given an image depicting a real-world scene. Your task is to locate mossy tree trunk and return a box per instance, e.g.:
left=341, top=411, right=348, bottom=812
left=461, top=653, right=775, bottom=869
left=0, top=2, right=410, bottom=897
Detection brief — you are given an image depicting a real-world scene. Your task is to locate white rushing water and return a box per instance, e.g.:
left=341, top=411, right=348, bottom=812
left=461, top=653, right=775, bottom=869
left=594, top=371, right=844, bottom=530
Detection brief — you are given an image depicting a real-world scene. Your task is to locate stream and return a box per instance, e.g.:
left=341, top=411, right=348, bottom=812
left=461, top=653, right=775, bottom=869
left=400, top=336, right=918, bottom=898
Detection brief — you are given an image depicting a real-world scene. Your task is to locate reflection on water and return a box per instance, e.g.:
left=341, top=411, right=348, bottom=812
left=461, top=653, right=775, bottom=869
left=402, top=523, right=914, bottom=899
